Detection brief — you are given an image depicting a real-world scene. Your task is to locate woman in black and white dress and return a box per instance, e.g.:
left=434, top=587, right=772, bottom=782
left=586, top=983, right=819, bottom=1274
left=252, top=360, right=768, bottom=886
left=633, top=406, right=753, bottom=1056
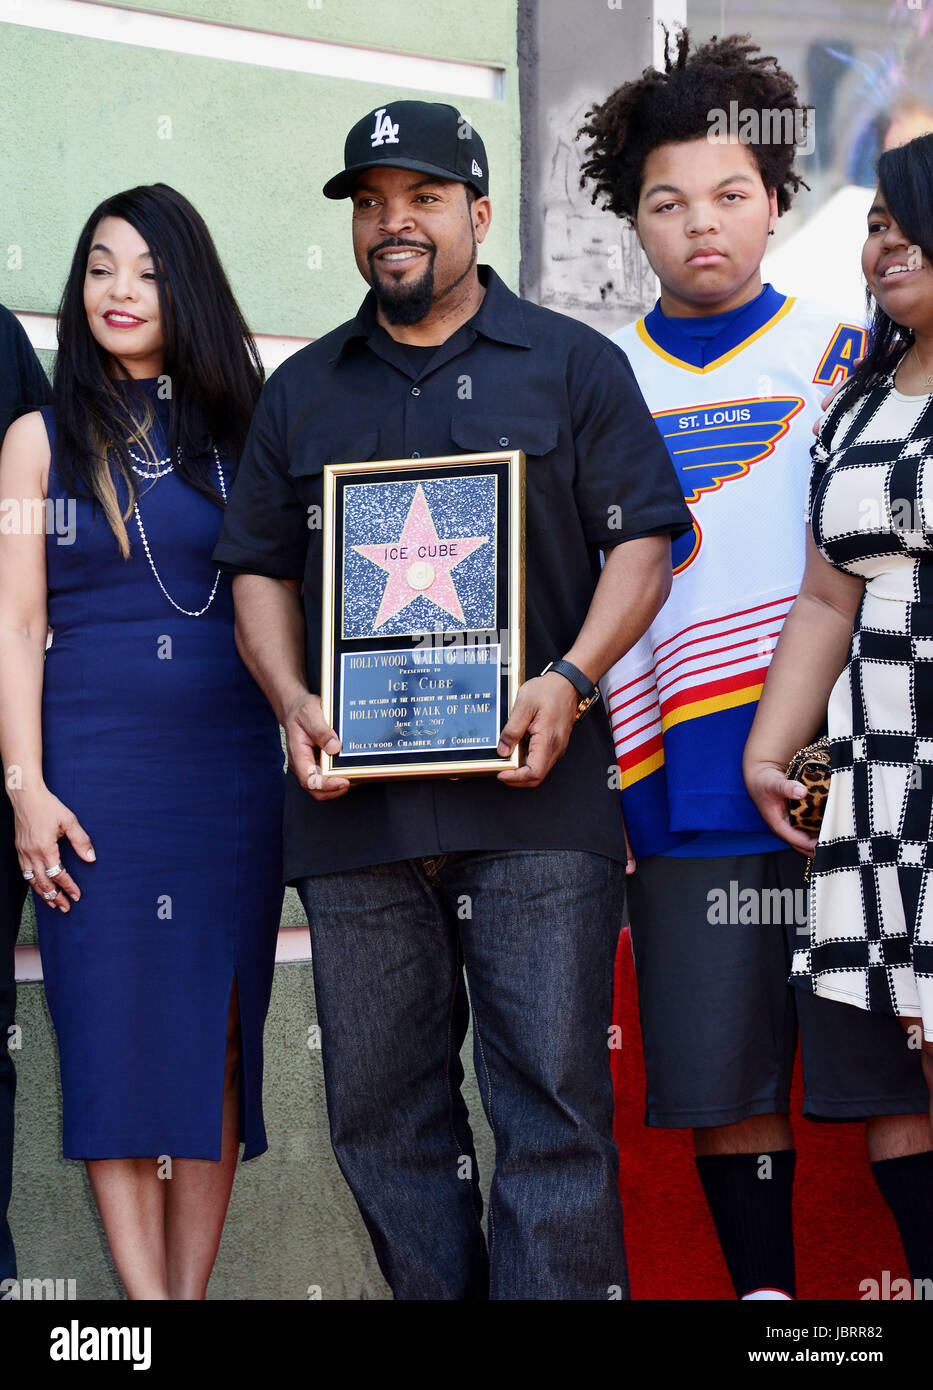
left=744, top=133, right=933, bottom=1130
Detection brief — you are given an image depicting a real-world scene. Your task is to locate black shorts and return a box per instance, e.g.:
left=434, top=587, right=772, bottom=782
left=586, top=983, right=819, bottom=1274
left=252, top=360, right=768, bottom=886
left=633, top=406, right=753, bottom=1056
left=626, top=849, right=929, bottom=1128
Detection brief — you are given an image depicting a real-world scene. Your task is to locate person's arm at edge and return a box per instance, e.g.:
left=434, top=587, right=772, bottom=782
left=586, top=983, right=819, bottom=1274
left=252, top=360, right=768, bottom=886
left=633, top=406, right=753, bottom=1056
left=0, top=416, right=51, bottom=808
left=0, top=412, right=93, bottom=909
left=497, top=534, right=672, bottom=787
left=742, top=525, right=865, bottom=854
left=231, top=572, right=350, bottom=801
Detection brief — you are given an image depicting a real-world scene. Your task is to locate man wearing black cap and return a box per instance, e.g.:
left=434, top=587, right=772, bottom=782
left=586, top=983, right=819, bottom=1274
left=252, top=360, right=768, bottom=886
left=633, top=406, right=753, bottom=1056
left=214, top=100, right=691, bottom=1299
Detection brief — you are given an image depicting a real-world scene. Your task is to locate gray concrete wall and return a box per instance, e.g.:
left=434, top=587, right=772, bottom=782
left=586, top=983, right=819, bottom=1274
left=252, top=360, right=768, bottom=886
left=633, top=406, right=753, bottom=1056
left=518, top=0, right=658, bottom=329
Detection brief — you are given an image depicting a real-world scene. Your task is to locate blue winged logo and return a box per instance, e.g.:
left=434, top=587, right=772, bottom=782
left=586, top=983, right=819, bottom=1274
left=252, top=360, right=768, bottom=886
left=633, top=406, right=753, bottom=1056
left=654, top=396, right=805, bottom=573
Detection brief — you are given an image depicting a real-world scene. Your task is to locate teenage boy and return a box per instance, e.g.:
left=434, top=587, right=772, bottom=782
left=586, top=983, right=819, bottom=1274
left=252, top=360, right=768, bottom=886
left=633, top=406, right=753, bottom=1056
left=579, top=29, right=933, bottom=1300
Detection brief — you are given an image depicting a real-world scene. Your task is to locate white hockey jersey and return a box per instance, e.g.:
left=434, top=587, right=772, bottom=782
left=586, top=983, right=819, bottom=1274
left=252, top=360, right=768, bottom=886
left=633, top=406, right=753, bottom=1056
left=603, top=284, right=865, bottom=857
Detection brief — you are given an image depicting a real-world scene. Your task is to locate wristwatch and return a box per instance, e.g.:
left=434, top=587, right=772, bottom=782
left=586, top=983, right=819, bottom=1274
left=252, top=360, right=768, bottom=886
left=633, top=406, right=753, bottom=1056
left=540, top=658, right=602, bottom=721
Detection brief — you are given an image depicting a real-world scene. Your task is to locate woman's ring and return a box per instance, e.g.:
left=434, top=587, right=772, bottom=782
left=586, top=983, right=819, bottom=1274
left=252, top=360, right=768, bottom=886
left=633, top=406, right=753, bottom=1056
left=22, top=869, right=35, bottom=881
left=46, top=863, right=63, bottom=877
left=42, top=889, right=57, bottom=900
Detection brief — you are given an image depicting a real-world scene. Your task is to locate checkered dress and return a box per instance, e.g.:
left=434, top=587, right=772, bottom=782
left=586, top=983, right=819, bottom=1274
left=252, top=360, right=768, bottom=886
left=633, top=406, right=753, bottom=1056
left=790, top=366, right=933, bottom=1040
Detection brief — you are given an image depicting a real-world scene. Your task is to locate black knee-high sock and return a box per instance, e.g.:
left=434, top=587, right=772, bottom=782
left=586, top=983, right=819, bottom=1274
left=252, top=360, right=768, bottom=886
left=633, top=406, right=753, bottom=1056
left=871, top=1151, right=933, bottom=1283
left=695, top=1150, right=796, bottom=1298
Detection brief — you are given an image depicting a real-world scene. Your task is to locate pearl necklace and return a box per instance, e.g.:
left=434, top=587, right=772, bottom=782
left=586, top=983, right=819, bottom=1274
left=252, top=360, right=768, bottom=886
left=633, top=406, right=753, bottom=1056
left=132, top=444, right=227, bottom=617
left=128, top=445, right=177, bottom=480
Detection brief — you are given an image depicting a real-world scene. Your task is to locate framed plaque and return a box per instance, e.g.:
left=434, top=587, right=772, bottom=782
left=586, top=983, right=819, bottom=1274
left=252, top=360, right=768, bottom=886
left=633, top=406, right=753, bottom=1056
left=319, top=450, right=525, bottom=781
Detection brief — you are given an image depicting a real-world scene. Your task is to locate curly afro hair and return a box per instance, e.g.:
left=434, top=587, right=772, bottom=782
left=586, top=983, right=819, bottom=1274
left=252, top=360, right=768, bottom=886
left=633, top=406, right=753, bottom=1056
left=578, top=27, right=809, bottom=225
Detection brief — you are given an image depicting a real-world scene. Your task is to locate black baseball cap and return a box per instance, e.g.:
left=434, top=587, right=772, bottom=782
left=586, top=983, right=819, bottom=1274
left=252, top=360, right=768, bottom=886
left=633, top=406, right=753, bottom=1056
left=322, top=100, right=489, bottom=200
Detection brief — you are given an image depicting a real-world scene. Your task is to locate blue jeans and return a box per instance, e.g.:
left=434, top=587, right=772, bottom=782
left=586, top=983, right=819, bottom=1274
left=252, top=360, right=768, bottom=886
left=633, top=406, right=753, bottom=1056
left=296, top=849, right=628, bottom=1300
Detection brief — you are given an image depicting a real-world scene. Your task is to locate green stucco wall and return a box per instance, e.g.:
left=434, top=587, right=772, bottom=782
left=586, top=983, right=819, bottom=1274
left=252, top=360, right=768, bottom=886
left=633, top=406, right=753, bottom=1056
left=116, top=0, right=517, bottom=63
left=5, top=0, right=515, bottom=1300
left=0, top=9, right=519, bottom=334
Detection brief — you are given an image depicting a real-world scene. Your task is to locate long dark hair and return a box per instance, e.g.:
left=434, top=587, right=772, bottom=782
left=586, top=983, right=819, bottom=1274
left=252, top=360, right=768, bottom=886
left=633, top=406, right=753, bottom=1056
left=52, top=183, right=264, bottom=557
left=835, top=133, right=933, bottom=410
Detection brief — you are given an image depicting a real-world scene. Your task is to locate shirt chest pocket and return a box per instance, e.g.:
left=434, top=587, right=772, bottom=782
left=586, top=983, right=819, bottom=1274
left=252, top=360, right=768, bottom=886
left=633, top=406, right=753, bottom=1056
left=287, top=430, right=381, bottom=552
left=448, top=414, right=560, bottom=531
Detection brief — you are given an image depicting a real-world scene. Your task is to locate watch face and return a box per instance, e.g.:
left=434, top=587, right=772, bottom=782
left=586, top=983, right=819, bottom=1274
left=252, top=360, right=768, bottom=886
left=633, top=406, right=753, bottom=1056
left=575, top=690, right=600, bottom=721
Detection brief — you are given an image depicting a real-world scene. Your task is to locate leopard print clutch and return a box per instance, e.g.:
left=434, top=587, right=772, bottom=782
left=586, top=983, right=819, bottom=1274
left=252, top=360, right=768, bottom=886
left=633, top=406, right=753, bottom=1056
left=785, top=737, right=831, bottom=835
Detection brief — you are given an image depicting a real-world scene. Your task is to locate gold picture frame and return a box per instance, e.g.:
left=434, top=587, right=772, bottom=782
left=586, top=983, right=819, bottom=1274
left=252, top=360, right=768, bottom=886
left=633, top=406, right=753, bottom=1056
left=319, top=450, right=525, bottom=781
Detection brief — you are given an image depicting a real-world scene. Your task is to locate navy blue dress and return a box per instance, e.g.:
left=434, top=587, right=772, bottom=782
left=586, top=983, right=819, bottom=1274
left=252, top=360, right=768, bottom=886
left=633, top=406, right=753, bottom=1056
left=38, top=380, right=285, bottom=1160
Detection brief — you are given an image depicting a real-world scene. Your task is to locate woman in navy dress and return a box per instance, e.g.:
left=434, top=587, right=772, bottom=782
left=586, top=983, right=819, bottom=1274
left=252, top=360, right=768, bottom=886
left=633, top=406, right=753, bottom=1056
left=0, top=185, right=285, bottom=1298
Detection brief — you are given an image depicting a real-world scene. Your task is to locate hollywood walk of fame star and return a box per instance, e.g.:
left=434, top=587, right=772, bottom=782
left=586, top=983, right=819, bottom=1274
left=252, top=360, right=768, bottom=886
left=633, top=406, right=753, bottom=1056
left=352, top=484, right=489, bottom=630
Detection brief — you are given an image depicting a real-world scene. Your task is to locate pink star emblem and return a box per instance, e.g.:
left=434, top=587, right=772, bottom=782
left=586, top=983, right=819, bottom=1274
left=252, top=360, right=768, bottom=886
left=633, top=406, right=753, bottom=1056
left=353, top=484, right=488, bottom=630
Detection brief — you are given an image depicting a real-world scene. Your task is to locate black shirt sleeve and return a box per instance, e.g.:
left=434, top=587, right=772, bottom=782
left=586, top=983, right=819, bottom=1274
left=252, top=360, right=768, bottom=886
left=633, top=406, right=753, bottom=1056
left=212, top=372, right=310, bottom=581
left=0, top=304, right=50, bottom=444
left=568, top=339, right=693, bottom=549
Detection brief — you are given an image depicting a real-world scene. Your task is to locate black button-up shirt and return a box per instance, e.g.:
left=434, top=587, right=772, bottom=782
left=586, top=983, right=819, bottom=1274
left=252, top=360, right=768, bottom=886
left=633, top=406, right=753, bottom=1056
left=213, top=265, right=691, bottom=882
left=0, top=303, right=49, bottom=438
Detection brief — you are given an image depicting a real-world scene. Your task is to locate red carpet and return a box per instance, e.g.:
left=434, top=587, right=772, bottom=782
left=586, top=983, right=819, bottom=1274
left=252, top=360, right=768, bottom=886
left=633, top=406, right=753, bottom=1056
left=612, top=927, right=911, bottom=1300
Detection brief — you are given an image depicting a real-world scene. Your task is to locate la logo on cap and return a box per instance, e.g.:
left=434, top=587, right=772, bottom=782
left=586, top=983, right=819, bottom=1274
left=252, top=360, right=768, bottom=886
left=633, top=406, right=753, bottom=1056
left=370, top=107, right=400, bottom=148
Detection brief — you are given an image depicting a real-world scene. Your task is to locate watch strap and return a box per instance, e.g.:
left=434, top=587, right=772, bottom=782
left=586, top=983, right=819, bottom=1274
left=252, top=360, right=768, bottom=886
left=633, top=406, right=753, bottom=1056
left=540, top=659, right=601, bottom=720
